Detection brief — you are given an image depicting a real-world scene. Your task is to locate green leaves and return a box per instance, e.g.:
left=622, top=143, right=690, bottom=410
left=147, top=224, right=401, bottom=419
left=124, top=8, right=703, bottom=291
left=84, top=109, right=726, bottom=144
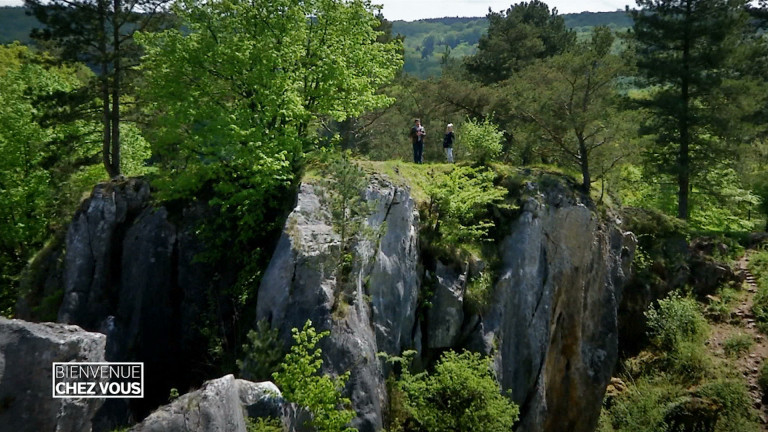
left=390, top=350, right=519, bottom=432
left=272, top=321, right=355, bottom=432
left=459, top=116, right=504, bottom=164
left=424, top=166, right=508, bottom=245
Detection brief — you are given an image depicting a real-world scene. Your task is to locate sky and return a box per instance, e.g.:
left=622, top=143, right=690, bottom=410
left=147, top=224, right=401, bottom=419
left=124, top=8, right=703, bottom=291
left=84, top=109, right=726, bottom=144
left=0, top=0, right=633, bottom=20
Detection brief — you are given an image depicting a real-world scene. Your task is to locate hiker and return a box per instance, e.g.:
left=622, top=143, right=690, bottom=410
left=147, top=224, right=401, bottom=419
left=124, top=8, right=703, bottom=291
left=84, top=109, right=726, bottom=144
left=410, top=118, right=426, bottom=164
left=443, top=123, right=454, bottom=163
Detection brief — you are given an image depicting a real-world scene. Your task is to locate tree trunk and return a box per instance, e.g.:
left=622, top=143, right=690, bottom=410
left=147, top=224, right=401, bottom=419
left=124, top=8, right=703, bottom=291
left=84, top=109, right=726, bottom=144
left=111, top=0, right=121, bottom=177
left=99, top=0, right=116, bottom=178
left=578, top=136, right=590, bottom=193
left=677, top=0, right=692, bottom=220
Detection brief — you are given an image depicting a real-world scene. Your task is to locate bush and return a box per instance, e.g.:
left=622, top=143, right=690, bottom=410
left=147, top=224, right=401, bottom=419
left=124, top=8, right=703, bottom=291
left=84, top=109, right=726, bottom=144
left=645, top=292, right=708, bottom=352
left=390, top=350, right=519, bottom=432
left=607, top=377, right=679, bottom=432
left=665, top=341, right=712, bottom=383
left=697, top=379, right=759, bottom=432
left=459, top=116, right=504, bottom=164
left=272, top=321, right=355, bottom=432
left=238, top=320, right=285, bottom=381
left=423, top=166, right=508, bottom=245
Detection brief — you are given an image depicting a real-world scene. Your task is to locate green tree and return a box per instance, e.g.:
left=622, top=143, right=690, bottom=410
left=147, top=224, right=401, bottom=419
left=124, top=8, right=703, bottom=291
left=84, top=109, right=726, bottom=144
left=629, top=0, right=764, bottom=220
left=25, top=0, right=172, bottom=178
left=509, top=27, right=630, bottom=192
left=0, top=43, right=150, bottom=316
left=273, top=321, right=356, bottom=432
left=465, top=0, right=575, bottom=84
left=136, top=0, right=401, bottom=218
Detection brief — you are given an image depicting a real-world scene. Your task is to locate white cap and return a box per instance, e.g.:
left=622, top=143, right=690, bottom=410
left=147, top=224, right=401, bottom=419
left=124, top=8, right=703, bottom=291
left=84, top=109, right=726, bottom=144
left=447, top=123, right=453, bottom=128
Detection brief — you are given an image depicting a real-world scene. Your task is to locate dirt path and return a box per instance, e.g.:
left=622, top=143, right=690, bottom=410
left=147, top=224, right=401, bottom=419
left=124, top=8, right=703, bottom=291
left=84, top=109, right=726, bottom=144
left=707, top=252, right=768, bottom=428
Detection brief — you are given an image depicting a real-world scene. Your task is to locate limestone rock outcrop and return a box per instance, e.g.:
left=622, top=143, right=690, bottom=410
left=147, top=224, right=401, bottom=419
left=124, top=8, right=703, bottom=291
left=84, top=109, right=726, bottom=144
left=0, top=317, right=107, bottom=432
left=256, top=173, right=635, bottom=432
left=256, top=177, right=421, bottom=432
left=130, top=375, right=288, bottom=432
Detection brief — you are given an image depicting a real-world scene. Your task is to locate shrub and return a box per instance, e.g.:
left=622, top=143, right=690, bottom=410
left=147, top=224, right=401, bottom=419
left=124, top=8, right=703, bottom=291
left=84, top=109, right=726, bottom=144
left=390, top=350, right=519, bottom=432
left=423, top=166, right=508, bottom=245
left=459, top=116, right=504, bottom=164
left=607, top=377, right=678, bottom=432
left=697, top=379, right=759, bottom=432
left=665, top=341, right=712, bottom=383
left=245, top=417, right=283, bottom=432
left=238, top=320, right=285, bottom=381
left=272, top=321, right=355, bottom=432
left=645, top=292, right=708, bottom=352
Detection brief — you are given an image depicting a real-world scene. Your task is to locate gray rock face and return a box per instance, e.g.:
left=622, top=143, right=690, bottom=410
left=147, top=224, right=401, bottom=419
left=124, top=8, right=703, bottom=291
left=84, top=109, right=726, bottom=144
left=131, top=375, right=286, bottom=432
left=24, top=178, right=238, bottom=423
left=481, top=192, right=635, bottom=432
left=256, top=174, right=634, bottom=432
left=426, top=261, right=465, bottom=349
left=0, top=317, right=107, bottom=432
left=59, top=180, right=150, bottom=328
left=256, top=176, right=421, bottom=432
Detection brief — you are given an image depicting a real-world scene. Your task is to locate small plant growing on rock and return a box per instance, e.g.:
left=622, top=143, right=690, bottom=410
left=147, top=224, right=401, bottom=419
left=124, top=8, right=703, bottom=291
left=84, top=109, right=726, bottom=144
left=273, top=320, right=355, bottom=432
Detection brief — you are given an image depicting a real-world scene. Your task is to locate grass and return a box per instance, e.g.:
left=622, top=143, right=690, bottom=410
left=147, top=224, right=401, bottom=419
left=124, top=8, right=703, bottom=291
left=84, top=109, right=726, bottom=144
left=723, top=333, right=754, bottom=358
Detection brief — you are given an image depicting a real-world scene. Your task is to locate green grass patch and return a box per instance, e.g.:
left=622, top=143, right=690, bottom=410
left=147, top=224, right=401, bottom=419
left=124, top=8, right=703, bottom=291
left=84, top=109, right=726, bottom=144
left=723, top=333, right=754, bottom=358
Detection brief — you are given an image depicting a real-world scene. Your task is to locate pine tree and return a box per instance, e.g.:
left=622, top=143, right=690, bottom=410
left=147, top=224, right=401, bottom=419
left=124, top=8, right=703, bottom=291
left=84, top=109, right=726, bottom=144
left=465, top=0, right=575, bottom=84
left=630, top=0, right=761, bottom=220
left=25, top=0, right=172, bottom=177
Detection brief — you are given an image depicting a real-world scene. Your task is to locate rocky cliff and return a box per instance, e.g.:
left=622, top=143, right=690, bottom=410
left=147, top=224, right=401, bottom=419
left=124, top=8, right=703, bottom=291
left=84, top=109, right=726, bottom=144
left=9, top=168, right=635, bottom=432
left=256, top=172, right=635, bottom=432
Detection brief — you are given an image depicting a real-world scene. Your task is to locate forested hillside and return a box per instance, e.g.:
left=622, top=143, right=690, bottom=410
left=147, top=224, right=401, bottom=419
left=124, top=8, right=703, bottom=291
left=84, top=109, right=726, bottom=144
left=0, top=6, right=631, bottom=77
left=3, top=0, right=768, bottom=431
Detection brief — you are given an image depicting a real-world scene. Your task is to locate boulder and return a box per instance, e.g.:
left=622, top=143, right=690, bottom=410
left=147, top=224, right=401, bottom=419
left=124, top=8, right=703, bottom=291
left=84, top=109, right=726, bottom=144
left=0, top=317, right=107, bottom=432
left=131, top=375, right=287, bottom=432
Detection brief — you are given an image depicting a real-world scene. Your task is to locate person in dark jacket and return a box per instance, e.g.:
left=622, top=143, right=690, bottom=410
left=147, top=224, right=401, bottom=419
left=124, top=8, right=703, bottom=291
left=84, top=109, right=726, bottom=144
left=443, top=123, right=454, bottom=163
left=409, top=118, right=426, bottom=164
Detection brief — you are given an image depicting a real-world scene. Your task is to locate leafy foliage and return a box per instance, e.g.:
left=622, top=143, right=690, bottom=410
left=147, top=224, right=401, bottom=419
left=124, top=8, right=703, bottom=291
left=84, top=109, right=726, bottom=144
left=136, top=0, right=401, bottom=254
left=25, top=0, right=173, bottom=177
left=272, top=321, right=355, bottom=432
left=645, top=292, right=708, bottom=352
left=423, top=166, right=508, bottom=245
left=238, top=320, right=285, bottom=382
left=387, top=350, right=519, bottom=432
left=508, top=26, right=631, bottom=192
left=629, top=0, right=766, bottom=219
left=458, top=116, right=504, bottom=163
left=0, top=43, right=148, bottom=316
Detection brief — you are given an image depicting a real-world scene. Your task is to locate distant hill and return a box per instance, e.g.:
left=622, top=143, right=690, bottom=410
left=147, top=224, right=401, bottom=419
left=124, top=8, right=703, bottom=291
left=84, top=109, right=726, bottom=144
left=392, top=11, right=632, bottom=78
left=0, top=6, right=38, bottom=45
left=0, top=6, right=632, bottom=77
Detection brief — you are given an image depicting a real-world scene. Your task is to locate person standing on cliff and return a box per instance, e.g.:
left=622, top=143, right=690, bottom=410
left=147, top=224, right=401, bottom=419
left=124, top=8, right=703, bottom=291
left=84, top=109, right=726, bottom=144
left=443, top=123, right=454, bottom=163
left=410, top=118, right=426, bottom=164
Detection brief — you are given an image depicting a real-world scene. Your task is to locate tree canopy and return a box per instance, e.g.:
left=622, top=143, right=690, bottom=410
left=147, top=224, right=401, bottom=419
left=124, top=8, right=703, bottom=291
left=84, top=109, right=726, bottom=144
left=465, top=0, right=576, bottom=84
left=630, top=0, right=766, bottom=219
